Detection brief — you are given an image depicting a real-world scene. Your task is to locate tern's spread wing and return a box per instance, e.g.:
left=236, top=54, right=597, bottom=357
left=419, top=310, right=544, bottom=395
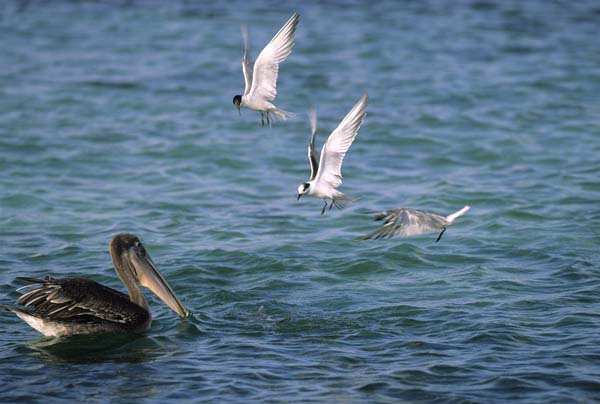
left=241, top=25, right=253, bottom=95
left=249, top=12, right=299, bottom=102
left=362, top=208, right=448, bottom=240
left=314, top=95, right=367, bottom=190
left=308, top=108, right=319, bottom=181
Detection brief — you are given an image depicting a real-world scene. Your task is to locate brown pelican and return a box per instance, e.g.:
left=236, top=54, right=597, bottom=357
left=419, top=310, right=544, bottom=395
left=1, top=234, right=190, bottom=337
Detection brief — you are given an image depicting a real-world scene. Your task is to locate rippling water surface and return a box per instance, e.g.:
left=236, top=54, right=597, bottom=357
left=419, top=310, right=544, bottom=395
left=1, top=1, right=599, bottom=402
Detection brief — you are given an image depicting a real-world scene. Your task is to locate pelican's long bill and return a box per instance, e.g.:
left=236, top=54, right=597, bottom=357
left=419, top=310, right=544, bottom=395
left=130, top=250, right=190, bottom=318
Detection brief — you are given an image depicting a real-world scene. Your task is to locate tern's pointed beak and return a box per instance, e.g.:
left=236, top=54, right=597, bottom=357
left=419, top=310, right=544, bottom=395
left=237, top=104, right=241, bottom=115
left=297, top=194, right=302, bottom=201
left=131, top=252, right=190, bottom=318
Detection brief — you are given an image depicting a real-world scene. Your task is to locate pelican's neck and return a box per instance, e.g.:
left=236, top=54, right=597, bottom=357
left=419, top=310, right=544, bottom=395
left=124, top=279, right=150, bottom=312
left=114, top=259, right=149, bottom=313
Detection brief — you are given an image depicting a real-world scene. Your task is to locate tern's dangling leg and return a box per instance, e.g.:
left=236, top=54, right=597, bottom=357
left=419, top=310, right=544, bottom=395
left=321, top=200, right=328, bottom=215
left=267, top=111, right=271, bottom=127
left=261, top=113, right=265, bottom=127
left=435, top=227, right=447, bottom=242
left=329, top=200, right=335, bottom=210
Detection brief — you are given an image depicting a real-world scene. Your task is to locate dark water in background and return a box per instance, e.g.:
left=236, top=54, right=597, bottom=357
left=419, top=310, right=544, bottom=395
left=1, top=1, right=599, bottom=402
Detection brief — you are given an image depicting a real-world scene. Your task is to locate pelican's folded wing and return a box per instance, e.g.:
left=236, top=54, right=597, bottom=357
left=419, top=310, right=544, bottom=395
left=15, top=277, right=141, bottom=324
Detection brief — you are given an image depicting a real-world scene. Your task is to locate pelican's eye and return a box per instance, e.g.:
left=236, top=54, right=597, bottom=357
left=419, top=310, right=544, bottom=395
left=133, top=240, right=145, bottom=256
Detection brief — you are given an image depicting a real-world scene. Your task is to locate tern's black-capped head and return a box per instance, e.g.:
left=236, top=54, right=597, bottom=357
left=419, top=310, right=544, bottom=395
left=297, top=182, right=310, bottom=200
left=233, top=95, right=242, bottom=114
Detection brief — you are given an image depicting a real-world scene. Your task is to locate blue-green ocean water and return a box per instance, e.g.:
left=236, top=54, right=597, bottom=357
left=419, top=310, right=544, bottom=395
left=1, top=1, right=599, bottom=402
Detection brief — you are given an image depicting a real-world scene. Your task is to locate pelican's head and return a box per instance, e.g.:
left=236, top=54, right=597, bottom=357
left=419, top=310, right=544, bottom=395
left=233, top=95, right=242, bottom=115
left=109, top=234, right=190, bottom=318
left=297, top=182, right=310, bottom=200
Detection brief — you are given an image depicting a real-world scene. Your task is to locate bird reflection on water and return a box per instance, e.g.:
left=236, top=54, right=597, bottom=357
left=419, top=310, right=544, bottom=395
left=19, top=317, right=202, bottom=364
left=21, top=334, right=155, bottom=364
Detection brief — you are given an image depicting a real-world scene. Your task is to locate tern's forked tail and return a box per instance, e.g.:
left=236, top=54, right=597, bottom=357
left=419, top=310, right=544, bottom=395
left=332, top=194, right=357, bottom=210
left=269, top=108, right=295, bottom=121
left=445, top=205, right=471, bottom=223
